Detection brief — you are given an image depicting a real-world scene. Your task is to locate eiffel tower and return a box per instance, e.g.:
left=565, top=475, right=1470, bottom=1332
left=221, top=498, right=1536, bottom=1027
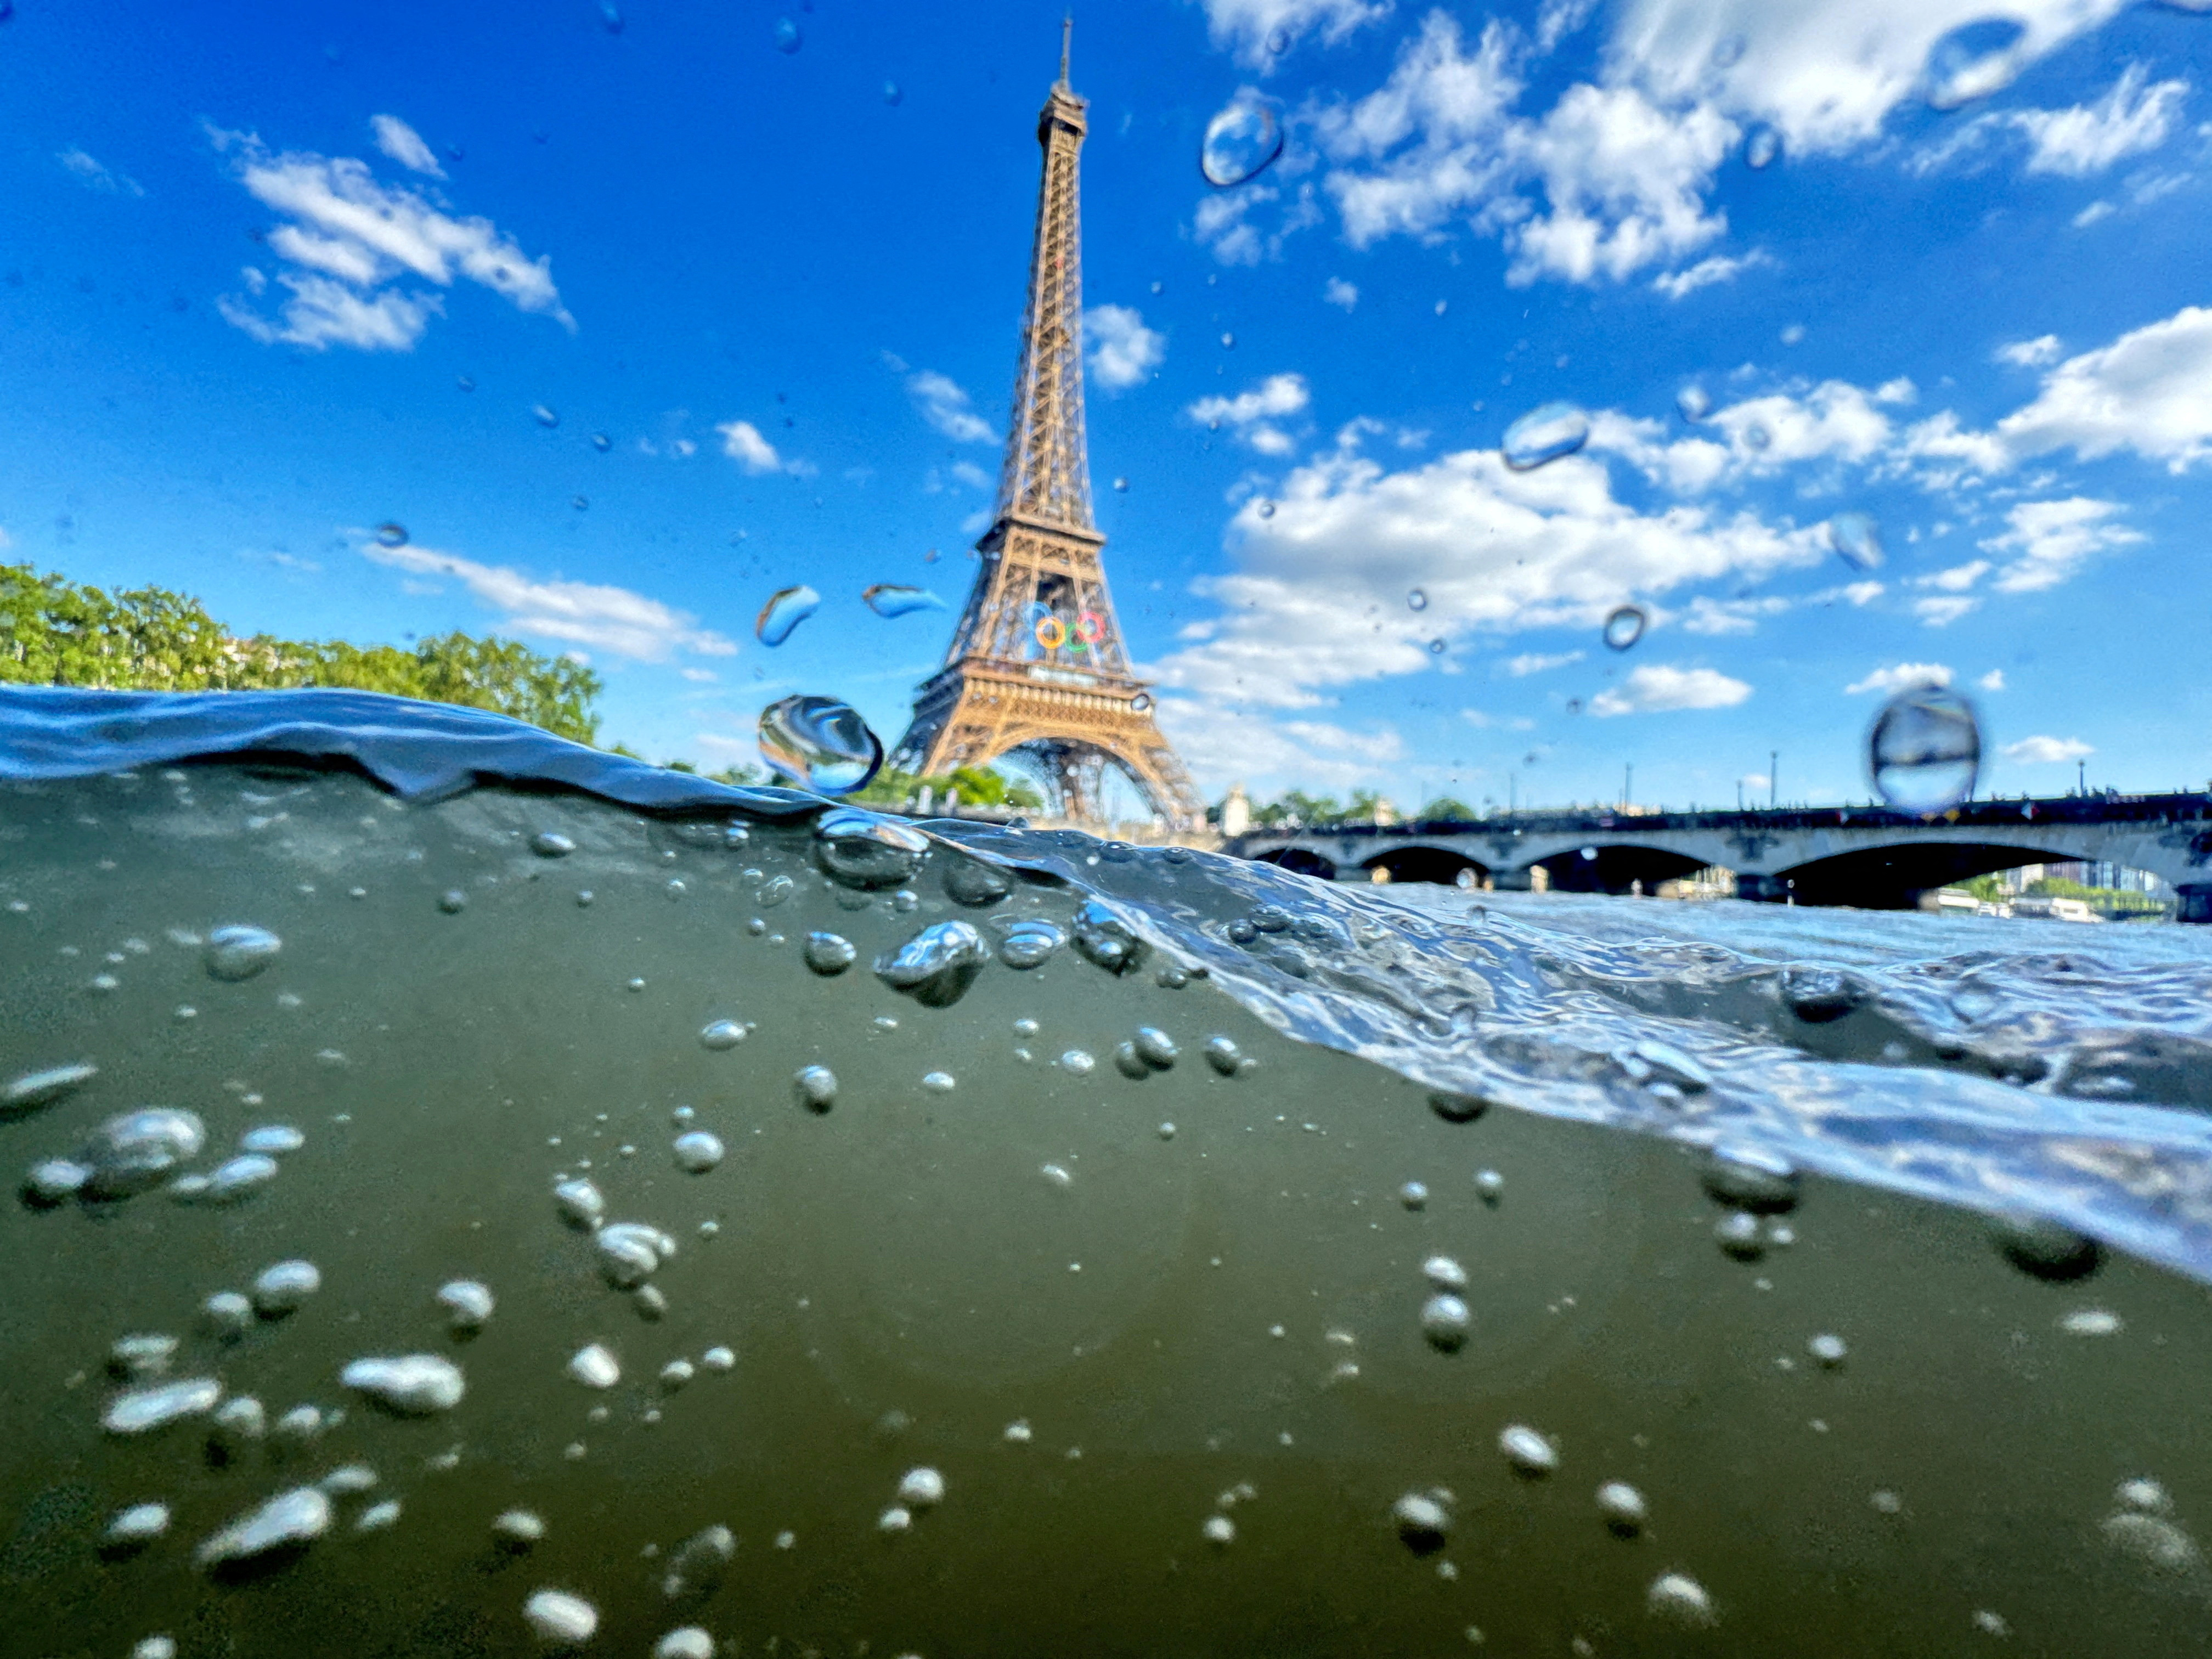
left=890, top=21, right=1203, bottom=828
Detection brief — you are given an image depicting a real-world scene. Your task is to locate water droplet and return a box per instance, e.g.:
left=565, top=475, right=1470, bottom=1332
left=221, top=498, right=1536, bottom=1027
left=571, top=495, right=589, bottom=512
left=1923, top=18, right=2027, bottom=110
left=437, top=1280, right=494, bottom=1334
left=1602, top=605, right=1647, bottom=652
left=204, top=924, right=280, bottom=981
left=1675, top=383, right=1712, bottom=421
left=1742, top=421, right=1771, bottom=451
left=673, top=1131, right=725, bottom=1173
left=875, top=921, right=990, bottom=1008
left=1745, top=125, right=1780, bottom=168
left=251, top=1259, right=320, bottom=1316
left=1829, top=511, right=1884, bottom=572
left=1647, top=1572, right=1717, bottom=1627
left=197, top=1487, right=330, bottom=1570
left=1700, top=1146, right=1800, bottom=1212
left=881, top=82, right=903, bottom=107
left=1499, top=1424, right=1558, bottom=1476
left=1112, top=476, right=1129, bottom=492
left=1502, top=402, right=1590, bottom=470
left=1423, top=1255, right=1468, bottom=1291
left=1869, top=686, right=1981, bottom=812
left=793, top=1065, right=838, bottom=1114
left=374, top=522, right=408, bottom=548
left=3, top=1061, right=96, bottom=1118
left=897, top=1466, right=945, bottom=1508
left=755, top=585, right=821, bottom=648
left=863, top=583, right=945, bottom=618
left=456, top=374, right=476, bottom=392
left=1406, top=588, right=1429, bottom=612
left=342, top=1354, right=465, bottom=1415
left=758, top=693, right=883, bottom=793
left=597, top=0, right=623, bottom=33
left=1597, top=1481, right=1647, bottom=1533
left=997, top=918, right=1066, bottom=969
left=815, top=808, right=928, bottom=888
left=568, top=1344, right=620, bottom=1389
left=106, top=1503, right=171, bottom=1549
left=1200, top=98, right=1284, bottom=188
left=772, top=15, right=802, bottom=53
left=104, top=1377, right=222, bottom=1436
left=1990, top=1212, right=2102, bottom=1282
left=532, top=404, right=560, bottom=428
left=1427, top=637, right=1446, bottom=655
left=1421, top=1294, right=1470, bottom=1352
left=523, top=1590, right=599, bottom=1645
left=1393, top=1493, right=1451, bottom=1553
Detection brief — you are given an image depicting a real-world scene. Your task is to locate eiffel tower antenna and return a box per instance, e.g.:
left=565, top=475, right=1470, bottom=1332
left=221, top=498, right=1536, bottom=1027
left=890, top=23, right=1203, bottom=829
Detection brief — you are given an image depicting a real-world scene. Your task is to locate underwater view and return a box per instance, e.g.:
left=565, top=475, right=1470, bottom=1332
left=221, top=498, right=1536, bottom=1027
left=9, top=1, right=2212, bottom=1654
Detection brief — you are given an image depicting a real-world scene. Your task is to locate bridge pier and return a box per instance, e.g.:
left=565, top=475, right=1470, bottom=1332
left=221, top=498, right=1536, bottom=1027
left=1735, top=873, right=1792, bottom=905
left=2177, top=884, right=2212, bottom=924
left=1489, top=867, right=1535, bottom=893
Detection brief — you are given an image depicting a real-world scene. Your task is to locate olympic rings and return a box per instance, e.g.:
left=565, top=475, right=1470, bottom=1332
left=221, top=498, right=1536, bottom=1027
left=1033, top=616, right=1068, bottom=650
left=1075, top=611, right=1105, bottom=644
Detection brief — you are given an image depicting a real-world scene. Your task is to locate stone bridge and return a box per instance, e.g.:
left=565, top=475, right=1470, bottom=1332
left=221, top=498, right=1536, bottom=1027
left=1225, top=792, right=2212, bottom=921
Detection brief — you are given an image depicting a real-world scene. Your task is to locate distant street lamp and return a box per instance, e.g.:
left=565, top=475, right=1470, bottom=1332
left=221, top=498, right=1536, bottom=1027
left=1770, top=751, right=1779, bottom=810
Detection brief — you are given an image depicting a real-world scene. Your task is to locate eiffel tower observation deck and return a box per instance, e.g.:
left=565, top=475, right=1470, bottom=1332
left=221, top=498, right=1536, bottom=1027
left=890, top=21, right=1204, bottom=829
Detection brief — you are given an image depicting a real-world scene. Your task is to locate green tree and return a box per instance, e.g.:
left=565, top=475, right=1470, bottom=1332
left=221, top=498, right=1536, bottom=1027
left=1419, top=795, right=1477, bottom=821
left=1, top=561, right=603, bottom=744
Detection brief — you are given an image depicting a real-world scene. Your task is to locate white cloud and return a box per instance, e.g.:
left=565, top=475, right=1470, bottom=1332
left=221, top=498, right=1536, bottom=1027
left=361, top=542, right=736, bottom=662
left=1910, top=595, right=1980, bottom=627
left=1844, top=662, right=1952, bottom=696
left=715, top=419, right=814, bottom=477
left=1500, top=648, right=1584, bottom=676
left=1978, top=496, right=2142, bottom=592
left=1194, top=178, right=1323, bottom=265
left=1156, top=699, right=1405, bottom=793
left=1188, top=373, right=1311, bottom=456
left=1085, top=304, right=1165, bottom=391
left=1996, top=334, right=2063, bottom=368
left=369, top=115, right=444, bottom=178
left=2001, top=735, right=2094, bottom=765
left=1651, top=249, right=1767, bottom=300
left=1193, top=0, right=1393, bottom=71
left=1323, top=276, right=1359, bottom=310
left=208, top=124, right=567, bottom=352
left=2012, top=65, right=2188, bottom=177
left=1460, top=707, right=1537, bottom=730
left=1978, top=668, right=2006, bottom=691
left=906, top=370, right=994, bottom=444
left=950, top=459, right=992, bottom=490
left=1588, top=663, right=1750, bottom=715
left=2073, top=199, right=2115, bottom=228
left=680, top=668, right=719, bottom=684
left=217, top=275, right=442, bottom=352
left=1148, top=436, right=1822, bottom=708
left=58, top=147, right=143, bottom=197
left=1590, top=379, right=1894, bottom=492
left=1991, top=306, right=2212, bottom=473
left=1916, top=558, right=1989, bottom=592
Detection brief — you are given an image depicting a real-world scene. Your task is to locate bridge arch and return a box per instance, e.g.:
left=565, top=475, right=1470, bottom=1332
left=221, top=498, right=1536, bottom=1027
left=1360, top=844, right=1489, bottom=887
left=1528, top=843, right=1712, bottom=896
left=1773, top=841, right=2127, bottom=910
left=1254, top=845, right=1339, bottom=880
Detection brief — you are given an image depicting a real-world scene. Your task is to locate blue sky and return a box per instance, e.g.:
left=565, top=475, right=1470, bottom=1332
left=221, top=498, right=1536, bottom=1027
left=4, top=0, right=2210, bottom=814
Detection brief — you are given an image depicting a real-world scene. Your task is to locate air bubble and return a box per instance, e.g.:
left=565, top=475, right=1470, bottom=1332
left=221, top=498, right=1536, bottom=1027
left=80, top=1107, right=205, bottom=1199
left=240, top=1124, right=304, bottom=1154
left=875, top=921, right=989, bottom=1007
left=673, top=1131, right=725, bottom=1173
left=699, top=1020, right=748, bottom=1050
left=3, top=1060, right=97, bottom=1115
left=568, top=1344, right=620, bottom=1389
left=342, top=1354, right=465, bottom=1415
left=196, top=1487, right=331, bottom=1570
left=522, top=1590, right=599, bottom=1645
left=554, top=1178, right=607, bottom=1228
left=1202, top=1514, right=1236, bottom=1545
left=1474, top=1169, right=1504, bottom=1203
left=251, top=1259, right=321, bottom=1316
left=531, top=831, right=576, bottom=857
left=1499, top=1425, right=1558, bottom=1476
left=1393, top=1493, right=1450, bottom=1553
left=793, top=1065, right=838, bottom=1114
left=998, top=919, right=1065, bottom=968
left=1597, top=1481, right=1647, bottom=1533
left=657, top=1630, right=715, bottom=1659
left=1714, top=1212, right=1764, bottom=1260
left=1701, top=1147, right=1799, bottom=1213
left=494, top=1510, right=546, bottom=1548
left=1423, top=1255, right=1467, bottom=1291
left=1421, top=1295, right=1470, bottom=1352
left=105, top=1377, right=222, bottom=1436
left=1808, top=1333, right=1847, bottom=1366
left=106, top=1503, right=171, bottom=1549
left=816, top=809, right=928, bottom=889
left=1400, top=1181, right=1429, bottom=1211
left=1647, top=1572, right=1717, bottom=1627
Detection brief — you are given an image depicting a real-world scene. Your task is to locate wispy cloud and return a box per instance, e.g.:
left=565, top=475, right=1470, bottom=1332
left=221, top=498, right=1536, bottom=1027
left=906, top=369, right=995, bottom=444
left=1652, top=249, right=1769, bottom=301
left=57, top=147, right=144, bottom=197
left=1187, top=373, right=1311, bottom=456
left=208, top=123, right=569, bottom=352
left=361, top=540, right=736, bottom=662
left=1323, top=276, right=1359, bottom=311
left=1588, top=663, right=1750, bottom=715
left=715, top=419, right=814, bottom=477
left=1844, top=662, right=1952, bottom=696
left=1193, top=0, right=1393, bottom=71
left=2001, top=735, right=2094, bottom=764
left=368, top=115, right=444, bottom=178
left=1499, top=648, right=1584, bottom=676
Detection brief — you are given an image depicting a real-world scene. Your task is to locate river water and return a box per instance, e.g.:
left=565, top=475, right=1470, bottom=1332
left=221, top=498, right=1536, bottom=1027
left=5, top=686, right=2211, bottom=1656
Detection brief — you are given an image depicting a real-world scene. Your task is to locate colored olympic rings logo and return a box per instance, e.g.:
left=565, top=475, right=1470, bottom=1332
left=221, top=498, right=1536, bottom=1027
left=1033, top=611, right=1107, bottom=651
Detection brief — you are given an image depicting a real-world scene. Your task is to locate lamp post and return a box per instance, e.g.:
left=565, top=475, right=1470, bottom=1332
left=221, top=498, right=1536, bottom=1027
left=1623, top=762, right=1633, bottom=811
left=1770, top=751, right=1778, bottom=810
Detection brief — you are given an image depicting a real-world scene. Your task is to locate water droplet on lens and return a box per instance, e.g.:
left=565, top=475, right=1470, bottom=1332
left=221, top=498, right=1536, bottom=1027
left=1502, top=402, right=1590, bottom=470
left=754, top=585, right=821, bottom=648
left=1499, top=1424, right=1558, bottom=1476
left=1745, top=125, right=1780, bottom=168
left=1869, top=686, right=1980, bottom=812
left=1828, top=511, right=1883, bottom=571
left=571, top=495, right=589, bottom=511
left=875, top=921, right=989, bottom=1007
left=1406, top=588, right=1428, bottom=611
left=673, top=1131, right=725, bottom=1173
left=1200, top=99, right=1284, bottom=188
left=1923, top=18, right=2026, bottom=110
left=758, top=693, right=882, bottom=794
left=597, top=0, right=623, bottom=32
left=523, top=1589, right=599, bottom=1645
left=532, top=404, right=560, bottom=428
left=863, top=583, right=944, bottom=618
left=1602, top=605, right=1647, bottom=651
left=374, top=522, right=408, bottom=548
left=773, top=16, right=802, bottom=53
left=1421, top=1294, right=1470, bottom=1352
left=1675, top=383, right=1712, bottom=421
left=1112, top=475, right=1129, bottom=491
left=204, top=924, right=280, bottom=981
left=589, top=431, right=611, bottom=452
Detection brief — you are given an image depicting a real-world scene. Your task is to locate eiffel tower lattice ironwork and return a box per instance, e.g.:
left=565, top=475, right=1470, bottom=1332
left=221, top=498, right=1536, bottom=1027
left=890, top=22, right=1203, bottom=828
